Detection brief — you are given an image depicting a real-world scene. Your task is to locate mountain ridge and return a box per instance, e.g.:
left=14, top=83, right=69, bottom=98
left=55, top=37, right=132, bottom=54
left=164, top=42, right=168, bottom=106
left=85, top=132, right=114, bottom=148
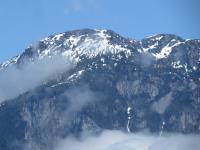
left=0, top=29, right=199, bottom=150
left=1, top=29, right=199, bottom=71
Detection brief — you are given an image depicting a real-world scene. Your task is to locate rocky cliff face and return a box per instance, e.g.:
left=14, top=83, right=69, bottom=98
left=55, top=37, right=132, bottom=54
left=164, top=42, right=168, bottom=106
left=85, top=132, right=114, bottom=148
left=0, top=29, right=199, bottom=150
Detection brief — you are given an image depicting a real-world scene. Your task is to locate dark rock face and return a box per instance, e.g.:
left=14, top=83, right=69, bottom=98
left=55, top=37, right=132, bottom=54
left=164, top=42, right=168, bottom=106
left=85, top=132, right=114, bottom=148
left=0, top=29, right=199, bottom=150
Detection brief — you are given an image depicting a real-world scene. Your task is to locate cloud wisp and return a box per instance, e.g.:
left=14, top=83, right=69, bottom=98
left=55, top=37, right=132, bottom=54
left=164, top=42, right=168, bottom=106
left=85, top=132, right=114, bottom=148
left=64, top=0, right=97, bottom=14
left=0, top=55, right=72, bottom=103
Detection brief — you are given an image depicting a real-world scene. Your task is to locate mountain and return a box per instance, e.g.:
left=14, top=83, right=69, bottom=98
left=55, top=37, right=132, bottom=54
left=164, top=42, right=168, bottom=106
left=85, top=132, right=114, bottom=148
left=0, top=29, right=199, bottom=150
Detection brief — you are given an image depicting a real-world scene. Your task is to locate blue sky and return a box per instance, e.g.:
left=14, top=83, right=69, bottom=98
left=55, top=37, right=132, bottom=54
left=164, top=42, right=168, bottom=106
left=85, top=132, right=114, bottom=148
left=0, top=0, right=200, bottom=62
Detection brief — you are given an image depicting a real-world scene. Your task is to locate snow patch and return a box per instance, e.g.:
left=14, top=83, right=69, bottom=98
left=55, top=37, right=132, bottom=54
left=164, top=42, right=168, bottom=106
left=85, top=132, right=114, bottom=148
left=66, top=35, right=82, bottom=48
left=145, top=35, right=163, bottom=41
left=160, top=121, right=166, bottom=136
left=53, top=33, right=64, bottom=41
left=142, top=42, right=158, bottom=52
left=172, top=61, right=183, bottom=69
left=127, top=107, right=132, bottom=133
left=193, top=66, right=197, bottom=71
left=67, top=70, right=85, bottom=81
left=152, top=41, right=182, bottom=59
left=100, top=58, right=105, bottom=63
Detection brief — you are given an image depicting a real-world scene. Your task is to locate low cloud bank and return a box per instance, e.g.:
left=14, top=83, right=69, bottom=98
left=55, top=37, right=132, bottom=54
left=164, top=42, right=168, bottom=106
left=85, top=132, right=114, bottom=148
left=55, top=130, right=200, bottom=150
left=0, top=56, right=72, bottom=103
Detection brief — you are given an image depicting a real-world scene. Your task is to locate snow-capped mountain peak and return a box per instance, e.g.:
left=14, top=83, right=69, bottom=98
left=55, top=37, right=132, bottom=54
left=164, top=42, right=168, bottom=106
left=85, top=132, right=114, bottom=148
left=0, top=29, right=200, bottom=150
left=22, top=29, right=132, bottom=64
left=0, top=29, right=199, bottom=73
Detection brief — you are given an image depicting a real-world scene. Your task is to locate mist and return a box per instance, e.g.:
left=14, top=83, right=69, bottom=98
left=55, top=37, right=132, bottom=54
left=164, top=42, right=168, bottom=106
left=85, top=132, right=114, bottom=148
left=63, top=85, right=98, bottom=113
left=55, top=130, right=200, bottom=150
left=0, top=55, right=72, bottom=103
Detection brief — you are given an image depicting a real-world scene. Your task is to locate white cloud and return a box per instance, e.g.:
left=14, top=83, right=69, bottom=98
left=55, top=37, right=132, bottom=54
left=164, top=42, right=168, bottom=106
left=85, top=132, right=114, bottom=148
left=55, top=130, right=200, bottom=150
left=0, top=55, right=73, bottom=103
